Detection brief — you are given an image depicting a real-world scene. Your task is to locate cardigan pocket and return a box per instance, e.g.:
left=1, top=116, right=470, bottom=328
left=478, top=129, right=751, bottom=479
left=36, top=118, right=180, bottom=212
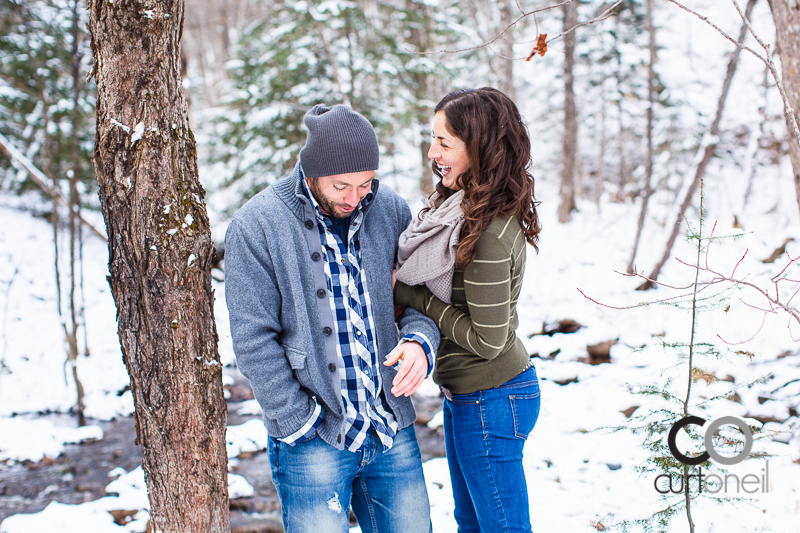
left=283, top=346, right=307, bottom=369
left=283, top=345, right=315, bottom=392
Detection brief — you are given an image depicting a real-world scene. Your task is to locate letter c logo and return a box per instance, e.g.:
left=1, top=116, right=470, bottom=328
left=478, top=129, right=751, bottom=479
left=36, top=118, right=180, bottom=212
left=668, top=415, right=709, bottom=466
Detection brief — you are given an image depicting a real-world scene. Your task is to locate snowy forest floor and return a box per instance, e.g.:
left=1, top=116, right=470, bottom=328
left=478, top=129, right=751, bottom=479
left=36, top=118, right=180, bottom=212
left=0, top=168, right=799, bottom=532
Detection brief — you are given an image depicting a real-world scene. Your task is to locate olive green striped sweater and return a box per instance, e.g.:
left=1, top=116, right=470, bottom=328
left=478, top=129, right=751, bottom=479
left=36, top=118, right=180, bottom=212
left=394, top=214, right=529, bottom=394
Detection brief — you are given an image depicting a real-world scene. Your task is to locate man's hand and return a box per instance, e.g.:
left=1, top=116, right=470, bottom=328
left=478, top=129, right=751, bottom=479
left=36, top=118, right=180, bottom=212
left=383, top=341, right=428, bottom=397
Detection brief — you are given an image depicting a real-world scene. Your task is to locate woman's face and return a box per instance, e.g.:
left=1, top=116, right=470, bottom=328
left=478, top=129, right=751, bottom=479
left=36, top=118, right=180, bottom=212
left=428, top=111, right=469, bottom=191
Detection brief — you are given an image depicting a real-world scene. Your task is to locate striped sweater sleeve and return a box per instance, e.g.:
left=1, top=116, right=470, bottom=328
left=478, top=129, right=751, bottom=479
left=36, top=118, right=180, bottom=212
left=394, top=231, right=513, bottom=360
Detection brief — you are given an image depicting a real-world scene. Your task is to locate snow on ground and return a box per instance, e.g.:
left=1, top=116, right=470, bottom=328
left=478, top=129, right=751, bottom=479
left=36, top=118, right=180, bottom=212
left=0, top=466, right=150, bottom=533
left=2, top=169, right=799, bottom=531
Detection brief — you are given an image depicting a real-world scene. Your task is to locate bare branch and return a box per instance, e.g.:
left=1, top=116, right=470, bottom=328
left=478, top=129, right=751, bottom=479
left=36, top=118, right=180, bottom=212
left=665, top=0, right=800, bottom=150
left=585, top=220, right=800, bottom=344
left=717, top=312, right=766, bottom=346
left=403, top=0, right=622, bottom=60
left=730, top=0, right=800, bottom=147
left=0, top=132, right=107, bottom=241
left=545, top=0, right=623, bottom=50
left=617, top=267, right=697, bottom=291
left=729, top=249, right=748, bottom=280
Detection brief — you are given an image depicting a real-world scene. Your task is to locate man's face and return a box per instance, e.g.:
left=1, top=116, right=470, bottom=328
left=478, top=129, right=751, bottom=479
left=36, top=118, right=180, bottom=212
left=306, top=171, right=375, bottom=219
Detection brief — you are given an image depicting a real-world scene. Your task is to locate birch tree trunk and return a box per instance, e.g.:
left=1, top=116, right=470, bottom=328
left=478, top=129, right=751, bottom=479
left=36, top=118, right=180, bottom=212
left=768, top=0, right=800, bottom=216
left=87, top=0, right=230, bottom=531
left=558, top=0, right=579, bottom=223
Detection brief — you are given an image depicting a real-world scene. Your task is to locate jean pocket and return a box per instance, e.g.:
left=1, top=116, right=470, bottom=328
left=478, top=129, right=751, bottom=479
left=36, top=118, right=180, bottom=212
left=268, top=436, right=280, bottom=470
left=509, top=392, right=540, bottom=439
left=449, top=390, right=481, bottom=404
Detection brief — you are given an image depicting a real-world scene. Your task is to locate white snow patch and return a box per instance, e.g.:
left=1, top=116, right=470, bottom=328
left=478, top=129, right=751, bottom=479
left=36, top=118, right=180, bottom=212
left=228, top=473, right=254, bottom=499
left=130, top=122, right=144, bottom=143
left=225, top=419, right=269, bottom=459
left=109, top=118, right=130, bottom=133
left=0, top=417, right=103, bottom=462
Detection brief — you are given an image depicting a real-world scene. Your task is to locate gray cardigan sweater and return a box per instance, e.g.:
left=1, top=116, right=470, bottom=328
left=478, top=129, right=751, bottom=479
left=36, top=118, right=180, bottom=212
left=225, top=164, right=440, bottom=450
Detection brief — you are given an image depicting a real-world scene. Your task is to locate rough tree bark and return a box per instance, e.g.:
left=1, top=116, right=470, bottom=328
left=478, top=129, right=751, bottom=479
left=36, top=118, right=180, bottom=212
left=558, top=0, right=579, bottom=223
left=768, top=0, right=800, bottom=216
left=637, top=0, right=757, bottom=290
left=87, top=0, right=230, bottom=531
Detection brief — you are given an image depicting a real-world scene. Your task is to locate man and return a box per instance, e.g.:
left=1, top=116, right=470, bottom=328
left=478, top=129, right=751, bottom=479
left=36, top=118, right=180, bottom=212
left=225, top=103, right=439, bottom=533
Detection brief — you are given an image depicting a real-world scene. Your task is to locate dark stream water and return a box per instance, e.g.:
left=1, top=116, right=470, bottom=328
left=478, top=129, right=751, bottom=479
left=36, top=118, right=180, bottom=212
left=0, top=370, right=446, bottom=532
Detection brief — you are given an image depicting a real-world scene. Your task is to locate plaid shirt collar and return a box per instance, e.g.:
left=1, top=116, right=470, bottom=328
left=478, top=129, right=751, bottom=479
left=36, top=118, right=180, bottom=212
left=298, top=166, right=398, bottom=452
left=297, top=166, right=376, bottom=225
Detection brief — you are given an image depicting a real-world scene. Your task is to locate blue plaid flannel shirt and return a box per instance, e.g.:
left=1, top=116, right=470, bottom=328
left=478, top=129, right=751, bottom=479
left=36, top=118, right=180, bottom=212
left=279, top=169, right=433, bottom=451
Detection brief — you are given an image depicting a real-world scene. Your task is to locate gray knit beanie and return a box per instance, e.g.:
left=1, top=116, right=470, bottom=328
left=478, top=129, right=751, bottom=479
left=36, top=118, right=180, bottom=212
left=299, top=104, right=380, bottom=178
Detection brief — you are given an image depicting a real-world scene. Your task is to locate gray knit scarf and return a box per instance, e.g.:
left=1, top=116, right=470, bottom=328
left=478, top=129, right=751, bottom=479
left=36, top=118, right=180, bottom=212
left=395, top=190, right=465, bottom=304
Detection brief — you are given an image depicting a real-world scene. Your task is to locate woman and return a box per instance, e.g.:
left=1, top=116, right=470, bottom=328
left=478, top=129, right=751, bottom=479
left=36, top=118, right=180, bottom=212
left=392, top=87, right=542, bottom=533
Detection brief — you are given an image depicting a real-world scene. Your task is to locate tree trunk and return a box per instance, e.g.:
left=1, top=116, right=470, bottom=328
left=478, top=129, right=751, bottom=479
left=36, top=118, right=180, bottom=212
left=768, top=0, right=800, bottom=217
left=497, top=0, right=515, bottom=101
left=87, top=1, right=230, bottom=531
left=558, top=0, right=579, bottom=223
left=407, top=0, right=435, bottom=194
left=627, top=0, right=657, bottom=275
left=68, top=0, right=85, bottom=423
left=637, top=0, right=756, bottom=290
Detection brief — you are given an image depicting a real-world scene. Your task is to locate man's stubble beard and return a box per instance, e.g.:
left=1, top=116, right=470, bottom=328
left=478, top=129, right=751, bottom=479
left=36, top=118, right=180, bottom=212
left=306, top=178, right=351, bottom=220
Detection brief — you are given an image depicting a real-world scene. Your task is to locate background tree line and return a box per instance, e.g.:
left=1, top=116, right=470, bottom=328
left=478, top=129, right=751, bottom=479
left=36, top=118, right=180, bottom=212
left=4, top=0, right=799, bottom=227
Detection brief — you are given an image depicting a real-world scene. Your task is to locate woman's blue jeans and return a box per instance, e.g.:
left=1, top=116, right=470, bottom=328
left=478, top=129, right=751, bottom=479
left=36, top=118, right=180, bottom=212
left=267, top=425, right=432, bottom=533
left=443, top=365, right=541, bottom=533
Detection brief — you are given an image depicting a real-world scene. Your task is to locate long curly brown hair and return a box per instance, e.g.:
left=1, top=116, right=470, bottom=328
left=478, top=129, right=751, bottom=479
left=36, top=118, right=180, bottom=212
left=423, top=87, right=542, bottom=268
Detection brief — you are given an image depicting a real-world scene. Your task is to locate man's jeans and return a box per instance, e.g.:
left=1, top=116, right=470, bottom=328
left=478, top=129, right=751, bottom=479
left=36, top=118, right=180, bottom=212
left=267, top=425, right=432, bottom=533
left=443, top=365, right=541, bottom=533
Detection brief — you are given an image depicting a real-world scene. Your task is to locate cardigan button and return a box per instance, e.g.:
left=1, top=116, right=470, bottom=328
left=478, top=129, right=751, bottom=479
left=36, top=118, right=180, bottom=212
left=337, top=434, right=342, bottom=443
left=328, top=363, right=337, bottom=372
left=322, top=327, right=332, bottom=336
left=305, top=220, right=314, bottom=229
left=317, top=289, right=327, bottom=298
left=311, top=252, right=321, bottom=262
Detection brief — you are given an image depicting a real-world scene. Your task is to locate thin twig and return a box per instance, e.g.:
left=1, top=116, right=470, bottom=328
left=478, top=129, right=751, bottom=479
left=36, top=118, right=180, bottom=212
left=665, top=0, right=800, bottom=149
left=403, top=0, right=622, bottom=59
left=584, top=221, right=800, bottom=344
left=717, top=312, right=766, bottom=345
left=0, top=132, right=106, bottom=241
left=730, top=0, right=800, bottom=145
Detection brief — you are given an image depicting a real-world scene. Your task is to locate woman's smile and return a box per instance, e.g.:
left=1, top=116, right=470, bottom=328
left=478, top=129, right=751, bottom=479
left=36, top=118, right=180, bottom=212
left=429, top=111, right=469, bottom=190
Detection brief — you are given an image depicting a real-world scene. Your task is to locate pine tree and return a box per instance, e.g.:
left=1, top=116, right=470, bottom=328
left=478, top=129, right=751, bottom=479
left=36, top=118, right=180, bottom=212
left=204, top=0, right=461, bottom=211
left=0, top=0, right=95, bottom=201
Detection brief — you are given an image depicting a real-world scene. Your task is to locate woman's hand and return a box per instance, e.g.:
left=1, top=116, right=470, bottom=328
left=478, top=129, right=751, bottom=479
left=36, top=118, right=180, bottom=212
left=384, top=341, right=428, bottom=397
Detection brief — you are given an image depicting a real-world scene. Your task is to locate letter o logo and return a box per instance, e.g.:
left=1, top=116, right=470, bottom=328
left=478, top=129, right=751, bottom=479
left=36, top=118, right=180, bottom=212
left=668, top=415, right=753, bottom=466
left=703, top=416, right=753, bottom=465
